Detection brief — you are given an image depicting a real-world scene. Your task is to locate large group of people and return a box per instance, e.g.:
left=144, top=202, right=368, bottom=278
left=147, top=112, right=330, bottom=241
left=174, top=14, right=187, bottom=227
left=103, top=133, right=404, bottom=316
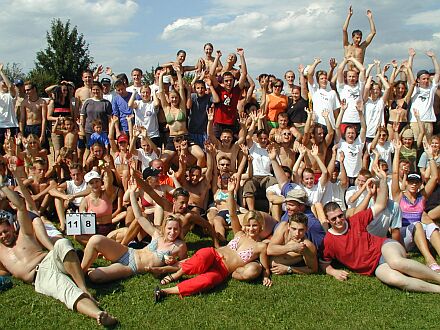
left=1, top=5, right=440, bottom=326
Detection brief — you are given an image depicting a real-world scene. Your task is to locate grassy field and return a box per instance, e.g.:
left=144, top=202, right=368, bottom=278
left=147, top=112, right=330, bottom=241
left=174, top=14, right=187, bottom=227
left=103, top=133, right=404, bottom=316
left=1, top=233, right=439, bottom=329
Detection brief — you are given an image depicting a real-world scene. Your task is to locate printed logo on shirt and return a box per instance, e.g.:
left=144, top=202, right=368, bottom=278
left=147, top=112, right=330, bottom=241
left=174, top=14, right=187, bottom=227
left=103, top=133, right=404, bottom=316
left=223, top=96, right=231, bottom=106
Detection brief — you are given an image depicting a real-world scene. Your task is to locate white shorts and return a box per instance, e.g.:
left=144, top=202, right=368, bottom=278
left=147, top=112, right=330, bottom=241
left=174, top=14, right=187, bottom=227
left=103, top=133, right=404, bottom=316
left=400, top=222, right=439, bottom=252
left=34, top=239, right=85, bottom=310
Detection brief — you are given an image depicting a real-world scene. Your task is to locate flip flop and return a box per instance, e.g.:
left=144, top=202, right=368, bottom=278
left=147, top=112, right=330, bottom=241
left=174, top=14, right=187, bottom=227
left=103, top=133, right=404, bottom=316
left=160, top=274, right=175, bottom=285
left=154, top=286, right=164, bottom=303
left=428, top=262, right=440, bottom=272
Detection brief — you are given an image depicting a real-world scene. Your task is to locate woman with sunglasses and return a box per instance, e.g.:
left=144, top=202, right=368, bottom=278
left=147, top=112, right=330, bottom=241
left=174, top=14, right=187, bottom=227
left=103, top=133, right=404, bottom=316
left=264, top=78, right=288, bottom=128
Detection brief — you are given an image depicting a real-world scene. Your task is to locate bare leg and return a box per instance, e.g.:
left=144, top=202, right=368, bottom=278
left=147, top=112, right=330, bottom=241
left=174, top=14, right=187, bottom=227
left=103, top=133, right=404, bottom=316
left=382, top=241, right=440, bottom=284
left=413, top=223, right=437, bottom=266
left=54, top=197, right=67, bottom=231
left=81, top=234, right=128, bottom=271
left=32, top=217, right=55, bottom=251
left=188, top=145, right=206, bottom=167
left=245, top=196, right=255, bottom=211
left=75, top=297, right=117, bottom=326
left=232, top=262, right=262, bottom=281
left=212, top=216, right=227, bottom=242
left=375, top=263, right=440, bottom=293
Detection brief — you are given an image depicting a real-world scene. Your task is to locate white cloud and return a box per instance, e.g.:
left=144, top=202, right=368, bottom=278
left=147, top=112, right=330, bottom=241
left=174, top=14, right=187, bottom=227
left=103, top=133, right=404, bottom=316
left=161, top=17, right=203, bottom=40
left=407, top=9, right=440, bottom=26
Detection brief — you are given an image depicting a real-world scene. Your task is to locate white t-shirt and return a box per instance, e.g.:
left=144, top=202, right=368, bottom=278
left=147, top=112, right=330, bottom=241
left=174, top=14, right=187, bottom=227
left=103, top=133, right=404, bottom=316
left=368, top=141, right=394, bottom=170
left=0, top=92, right=18, bottom=128
left=127, top=85, right=142, bottom=94
left=337, top=81, right=365, bottom=123
left=136, top=149, right=159, bottom=171
left=409, top=81, right=439, bottom=122
left=249, top=142, right=272, bottom=176
left=133, top=100, right=160, bottom=138
left=345, top=186, right=368, bottom=209
left=339, top=136, right=364, bottom=177
left=103, top=91, right=117, bottom=104
left=364, top=98, right=385, bottom=138
left=322, top=180, right=347, bottom=211
left=308, top=82, right=340, bottom=128
left=66, top=180, right=87, bottom=207
left=302, top=181, right=325, bottom=205
left=266, top=184, right=286, bottom=211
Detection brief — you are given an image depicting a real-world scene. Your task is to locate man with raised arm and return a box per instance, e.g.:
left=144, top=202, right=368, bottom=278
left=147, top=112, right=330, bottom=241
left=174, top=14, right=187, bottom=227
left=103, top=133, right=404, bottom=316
left=210, top=49, right=248, bottom=138
left=0, top=172, right=117, bottom=326
left=319, top=168, right=440, bottom=293
left=74, top=69, right=93, bottom=120
left=409, top=51, right=440, bottom=141
left=342, top=6, right=376, bottom=67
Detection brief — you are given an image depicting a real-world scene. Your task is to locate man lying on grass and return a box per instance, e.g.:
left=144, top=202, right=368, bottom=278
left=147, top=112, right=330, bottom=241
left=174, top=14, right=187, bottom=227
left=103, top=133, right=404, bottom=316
left=268, top=212, right=318, bottom=275
left=320, top=166, right=440, bottom=292
left=0, top=173, right=117, bottom=326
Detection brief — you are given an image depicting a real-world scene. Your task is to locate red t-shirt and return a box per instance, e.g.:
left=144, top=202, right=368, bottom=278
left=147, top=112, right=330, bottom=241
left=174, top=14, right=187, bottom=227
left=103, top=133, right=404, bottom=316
left=320, top=208, right=386, bottom=276
left=213, top=85, right=241, bottom=125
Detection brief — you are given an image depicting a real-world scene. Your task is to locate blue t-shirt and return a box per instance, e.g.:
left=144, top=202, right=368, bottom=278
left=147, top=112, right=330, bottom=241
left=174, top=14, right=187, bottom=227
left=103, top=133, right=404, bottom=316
left=112, top=92, right=133, bottom=133
left=277, top=181, right=326, bottom=248
left=88, top=132, right=110, bottom=148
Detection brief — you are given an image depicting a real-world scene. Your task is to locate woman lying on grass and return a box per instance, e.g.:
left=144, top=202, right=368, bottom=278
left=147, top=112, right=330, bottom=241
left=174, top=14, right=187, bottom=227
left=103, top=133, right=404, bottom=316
left=154, top=176, right=272, bottom=301
left=81, top=178, right=187, bottom=283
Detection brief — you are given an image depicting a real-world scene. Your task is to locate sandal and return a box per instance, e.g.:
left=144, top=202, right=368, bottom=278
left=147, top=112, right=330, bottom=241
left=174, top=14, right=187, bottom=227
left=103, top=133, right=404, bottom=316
left=160, top=274, right=175, bottom=285
left=428, top=262, right=440, bottom=272
left=154, top=286, right=164, bottom=303
left=97, top=311, right=118, bottom=326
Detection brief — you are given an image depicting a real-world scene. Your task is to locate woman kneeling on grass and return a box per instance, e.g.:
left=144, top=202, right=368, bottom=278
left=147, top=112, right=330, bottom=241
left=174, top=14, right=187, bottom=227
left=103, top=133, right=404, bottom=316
left=81, top=179, right=187, bottom=283
left=154, top=177, right=272, bottom=302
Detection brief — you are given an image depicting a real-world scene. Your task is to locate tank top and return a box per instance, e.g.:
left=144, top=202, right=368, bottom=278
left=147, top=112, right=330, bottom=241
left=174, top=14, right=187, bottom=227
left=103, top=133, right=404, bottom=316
left=399, top=193, right=425, bottom=227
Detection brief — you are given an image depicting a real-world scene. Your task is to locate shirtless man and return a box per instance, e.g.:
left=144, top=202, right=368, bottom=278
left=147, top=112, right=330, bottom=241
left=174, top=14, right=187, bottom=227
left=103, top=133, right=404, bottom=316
left=74, top=70, right=93, bottom=120
left=123, top=168, right=219, bottom=247
left=267, top=212, right=318, bottom=275
left=20, top=81, right=48, bottom=149
left=272, top=127, right=297, bottom=169
left=302, top=109, right=334, bottom=177
left=175, top=145, right=213, bottom=215
left=0, top=173, right=117, bottom=326
left=207, top=107, right=246, bottom=170
left=342, top=6, right=376, bottom=67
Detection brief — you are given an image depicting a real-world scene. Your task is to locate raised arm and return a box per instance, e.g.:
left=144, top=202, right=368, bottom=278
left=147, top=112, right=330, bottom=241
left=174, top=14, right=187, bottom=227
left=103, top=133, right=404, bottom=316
left=349, top=56, right=366, bottom=82
left=209, top=50, right=222, bottom=88
left=227, top=176, right=242, bottom=234
left=327, top=58, right=338, bottom=83
left=334, top=99, right=347, bottom=143
left=342, top=5, right=353, bottom=47
left=414, top=109, right=425, bottom=148
left=158, top=70, right=170, bottom=108
left=356, top=100, right=366, bottom=143
left=363, top=10, right=376, bottom=47
left=370, top=166, right=388, bottom=216
left=307, top=58, right=321, bottom=85
left=426, top=50, right=440, bottom=84
left=391, top=139, right=402, bottom=200
left=237, top=48, right=248, bottom=89
left=268, top=143, right=289, bottom=188
left=337, top=57, right=349, bottom=84
left=421, top=143, right=439, bottom=198
left=311, top=144, right=328, bottom=186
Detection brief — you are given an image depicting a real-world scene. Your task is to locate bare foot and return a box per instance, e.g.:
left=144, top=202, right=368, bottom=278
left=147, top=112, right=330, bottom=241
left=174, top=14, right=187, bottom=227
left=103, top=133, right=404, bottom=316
left=97, top=311, right=118, bottom=326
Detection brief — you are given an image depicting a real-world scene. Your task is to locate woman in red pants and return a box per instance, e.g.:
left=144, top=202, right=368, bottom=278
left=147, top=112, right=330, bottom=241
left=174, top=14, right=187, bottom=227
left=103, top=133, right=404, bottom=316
left=154, top=177, right=272, bottom=301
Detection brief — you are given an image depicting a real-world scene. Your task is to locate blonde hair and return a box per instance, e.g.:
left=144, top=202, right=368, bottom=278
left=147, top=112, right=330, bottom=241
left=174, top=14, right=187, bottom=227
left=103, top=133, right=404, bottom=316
left=242, top=210, right=264, bottom=228
left=160, top=215, right=183, bottom=241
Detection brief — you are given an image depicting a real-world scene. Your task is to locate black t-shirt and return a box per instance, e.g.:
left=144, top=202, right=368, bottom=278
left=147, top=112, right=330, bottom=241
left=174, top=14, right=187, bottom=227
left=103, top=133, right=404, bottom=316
left=286, top=97, right=308, bottom=124
left=188, top=93, right=212, bottom=134
left=425, top=184, right=440, bottom=212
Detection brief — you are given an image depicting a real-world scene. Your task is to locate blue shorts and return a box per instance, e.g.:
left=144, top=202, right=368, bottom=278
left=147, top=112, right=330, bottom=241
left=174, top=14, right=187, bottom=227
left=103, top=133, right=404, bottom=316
left=117, top=248, right=138, bottom=273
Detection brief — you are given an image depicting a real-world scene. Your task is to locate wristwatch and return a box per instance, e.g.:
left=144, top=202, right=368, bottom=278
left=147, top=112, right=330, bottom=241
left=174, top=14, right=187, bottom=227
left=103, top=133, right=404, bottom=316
left=287, top=266, right=293, bottom=274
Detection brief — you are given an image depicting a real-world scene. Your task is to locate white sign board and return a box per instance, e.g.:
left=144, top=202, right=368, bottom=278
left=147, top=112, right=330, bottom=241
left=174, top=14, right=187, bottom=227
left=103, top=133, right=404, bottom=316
left=66, top=213, right=96, bottom=236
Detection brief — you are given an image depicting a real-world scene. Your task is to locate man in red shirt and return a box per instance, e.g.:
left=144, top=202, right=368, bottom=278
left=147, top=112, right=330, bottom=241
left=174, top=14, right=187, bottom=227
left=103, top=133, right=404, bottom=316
left=210, top=48, right=248, bottom=138
left=320, top=168, right=440, bottom=292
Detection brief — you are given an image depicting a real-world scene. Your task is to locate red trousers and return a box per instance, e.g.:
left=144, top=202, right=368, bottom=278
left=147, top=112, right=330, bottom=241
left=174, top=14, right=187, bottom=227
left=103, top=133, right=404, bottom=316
left=177, top=247, right=229, bottom=297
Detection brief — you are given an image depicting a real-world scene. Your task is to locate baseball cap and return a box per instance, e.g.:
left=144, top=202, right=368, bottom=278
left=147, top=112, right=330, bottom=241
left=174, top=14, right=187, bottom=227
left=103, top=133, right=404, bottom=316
left=401, top=129, right=414, bottom=139
left=84, top=171, right=101, bottom=183
left=101, top=78, right=111, bottom=85
left=417, top=70, right=430, bottom=79
left=117, top=134, right=129, bottom=143
left=163, top=75, right=171, bottom=84
left=14, top=79, right=24, bottom=86
left=142, top=167, right=161, bottom=179
left=407, top=173, right=422, bottom=182
left=284, top=189, right=308, bottom=204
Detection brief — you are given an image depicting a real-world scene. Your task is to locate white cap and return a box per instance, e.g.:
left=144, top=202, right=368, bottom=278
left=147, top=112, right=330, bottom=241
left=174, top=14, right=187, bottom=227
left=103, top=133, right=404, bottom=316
left=84, top=171, right=101, bottom=183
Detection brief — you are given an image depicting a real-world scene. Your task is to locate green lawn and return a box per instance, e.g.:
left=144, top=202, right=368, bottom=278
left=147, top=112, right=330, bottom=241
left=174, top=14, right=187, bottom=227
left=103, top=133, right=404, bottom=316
left=1, top=234, right=438, bottom=329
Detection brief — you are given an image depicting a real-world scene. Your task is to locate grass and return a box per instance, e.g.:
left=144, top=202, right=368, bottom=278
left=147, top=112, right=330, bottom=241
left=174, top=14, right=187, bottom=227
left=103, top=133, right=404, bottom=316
left=1, top=233, right=439, bottom=329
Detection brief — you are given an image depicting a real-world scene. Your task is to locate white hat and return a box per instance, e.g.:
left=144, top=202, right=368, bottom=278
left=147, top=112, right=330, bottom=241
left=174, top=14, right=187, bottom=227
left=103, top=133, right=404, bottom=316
left=84, top=171, right=101, bottom=183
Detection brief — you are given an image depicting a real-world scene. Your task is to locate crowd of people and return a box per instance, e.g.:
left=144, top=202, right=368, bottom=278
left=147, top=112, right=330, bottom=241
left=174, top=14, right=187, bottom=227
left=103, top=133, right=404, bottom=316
left=1, top=5, right=440, bottom=325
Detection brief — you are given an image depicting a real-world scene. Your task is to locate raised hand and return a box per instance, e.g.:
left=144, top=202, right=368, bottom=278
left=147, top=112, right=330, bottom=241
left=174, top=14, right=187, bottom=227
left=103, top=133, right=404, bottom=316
left=266, top=143, right=278, bottom=160
left=366, top=9, right=372, bottom=18
left=322, top=109, right=329, bottom=118
left=409, top=48, right=416, bottom=57
left=298, top=64, right=305, bottom=74
left=426, top=50, right=435, bottom=58
left=239, top=143, right=249, bottom=156
left=314, top=57, right=321, bottom=65
left=216, top=50, right=222, bottom=58
left=236, top=48, right=244, bottom=56
left=329, top=58, right=337, bottom=69
left=105, top=66, right=113, bottom=75
left=207, top=107, right=214, bottom=121
left=227, top=176, right=237, bottom=192
left=311, top=144, right=319, bottom=157
left=339, top=150, right=345, bottom=163
left=297, top=143, right=307, bottom=156
left=348, top=5, right=353, bottom=16
left=340, top=99, right=347, bottom=111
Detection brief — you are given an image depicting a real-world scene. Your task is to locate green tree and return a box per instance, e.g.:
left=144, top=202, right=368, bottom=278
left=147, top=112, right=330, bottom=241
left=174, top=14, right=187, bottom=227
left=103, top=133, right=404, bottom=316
left=1, top=63, right=26, bottom=82
left=34, top=18, right=93, bottom=88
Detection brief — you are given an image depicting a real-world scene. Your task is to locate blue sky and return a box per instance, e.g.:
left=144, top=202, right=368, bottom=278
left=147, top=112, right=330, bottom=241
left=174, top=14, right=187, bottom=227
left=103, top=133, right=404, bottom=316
left=1, top=0, right=439, bottom=82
